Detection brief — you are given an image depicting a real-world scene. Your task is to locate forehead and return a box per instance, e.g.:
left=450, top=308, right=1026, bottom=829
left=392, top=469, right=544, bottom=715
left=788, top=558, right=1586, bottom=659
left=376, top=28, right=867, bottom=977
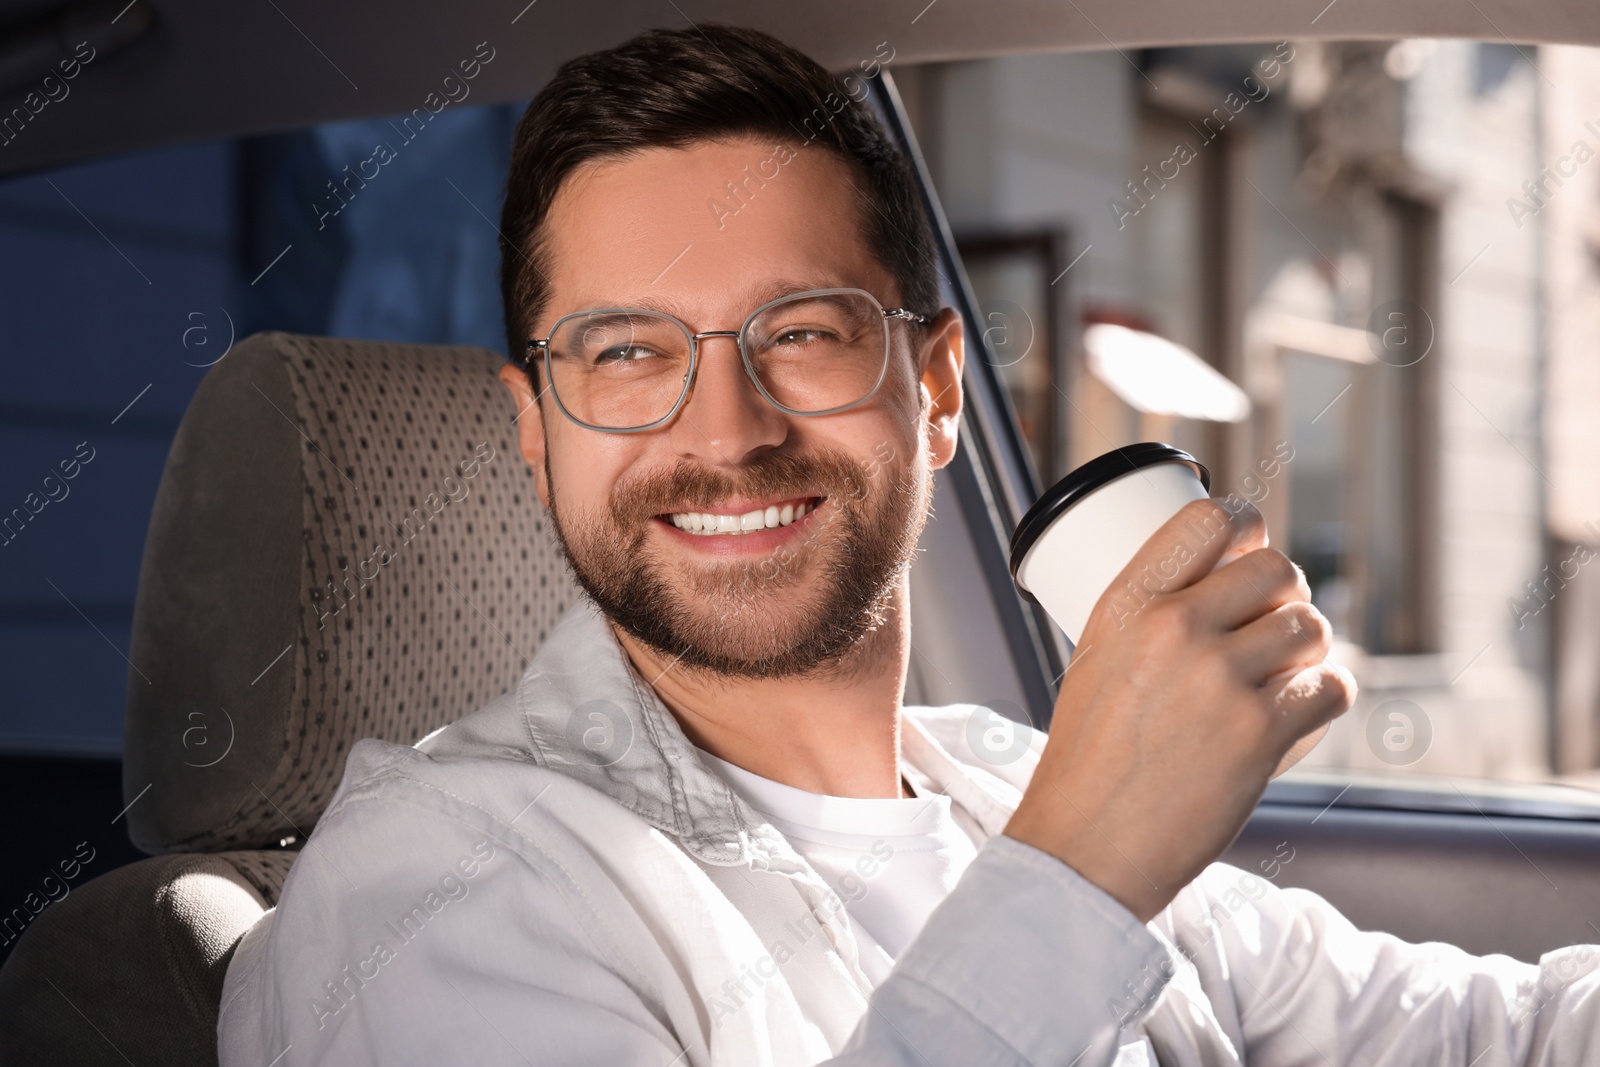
left=537, top=137, right=895, bottom=327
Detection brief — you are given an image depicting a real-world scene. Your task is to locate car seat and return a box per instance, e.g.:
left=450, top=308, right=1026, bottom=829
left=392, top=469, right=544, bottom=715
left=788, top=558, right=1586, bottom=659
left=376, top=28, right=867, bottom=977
left=0, top=331, right=582, bottom=1064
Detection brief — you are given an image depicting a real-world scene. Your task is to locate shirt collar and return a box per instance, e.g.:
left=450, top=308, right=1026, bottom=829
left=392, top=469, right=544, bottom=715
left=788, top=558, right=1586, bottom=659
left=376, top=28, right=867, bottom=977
left=513, top=593, right=1012, bottom=865
left=516, top=594, right=776, bottom=865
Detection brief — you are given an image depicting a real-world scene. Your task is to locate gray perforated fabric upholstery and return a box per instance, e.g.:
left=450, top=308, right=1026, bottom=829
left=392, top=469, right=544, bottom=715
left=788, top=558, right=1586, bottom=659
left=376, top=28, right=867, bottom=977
left=0, top=334, right=585, bottom=1065
left=123, top=332, right=582, bottom=854
left=0, top=850, right=296, bottom=1066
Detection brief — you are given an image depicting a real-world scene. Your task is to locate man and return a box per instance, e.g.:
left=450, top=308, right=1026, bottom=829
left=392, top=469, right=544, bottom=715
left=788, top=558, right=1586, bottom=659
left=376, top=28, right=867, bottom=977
left=219, top=24, right=1600, bottom=1066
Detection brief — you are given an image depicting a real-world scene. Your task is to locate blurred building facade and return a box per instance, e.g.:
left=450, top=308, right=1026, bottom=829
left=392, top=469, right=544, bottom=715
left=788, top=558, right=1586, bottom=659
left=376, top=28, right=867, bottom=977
left=900, top=40, right=1600, bottom=783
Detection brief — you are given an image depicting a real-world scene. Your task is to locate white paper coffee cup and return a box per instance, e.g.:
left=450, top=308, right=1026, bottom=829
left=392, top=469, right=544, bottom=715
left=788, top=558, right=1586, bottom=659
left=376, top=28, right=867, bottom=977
left=1010, top=442, right=1325, bottom=777
left=1010, top=443, right=1211, bottom=648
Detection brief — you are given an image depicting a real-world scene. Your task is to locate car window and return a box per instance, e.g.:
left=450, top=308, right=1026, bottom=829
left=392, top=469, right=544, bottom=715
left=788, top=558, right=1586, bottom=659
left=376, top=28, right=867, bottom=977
left=0, top=89, right=1057, bottom=765
left=6, top=38, right=1598, bottom=803
left=896, top=39, right=1600, bottom=792
left=0, top=103, right=526, bottom=756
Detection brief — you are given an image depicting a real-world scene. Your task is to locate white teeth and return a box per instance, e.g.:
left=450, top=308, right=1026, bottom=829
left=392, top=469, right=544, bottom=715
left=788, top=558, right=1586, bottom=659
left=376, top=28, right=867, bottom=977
left=667, top=499, right=817, bottom=535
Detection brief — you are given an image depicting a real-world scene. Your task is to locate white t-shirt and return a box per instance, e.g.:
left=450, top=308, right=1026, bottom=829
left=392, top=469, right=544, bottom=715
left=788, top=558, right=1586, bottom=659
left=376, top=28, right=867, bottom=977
left=695, top=745, right=982, bottom=984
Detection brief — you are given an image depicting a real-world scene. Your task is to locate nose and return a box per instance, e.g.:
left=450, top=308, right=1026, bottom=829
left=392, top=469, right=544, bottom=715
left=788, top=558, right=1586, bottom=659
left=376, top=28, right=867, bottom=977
left=667, top=334, right=789, bottom=465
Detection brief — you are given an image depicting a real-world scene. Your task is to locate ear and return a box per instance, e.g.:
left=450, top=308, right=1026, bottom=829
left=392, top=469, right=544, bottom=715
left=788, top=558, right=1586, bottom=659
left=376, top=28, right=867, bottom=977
left=497, top=362, right=552, bottom=509
left=917, top=307, right=965, bottom=470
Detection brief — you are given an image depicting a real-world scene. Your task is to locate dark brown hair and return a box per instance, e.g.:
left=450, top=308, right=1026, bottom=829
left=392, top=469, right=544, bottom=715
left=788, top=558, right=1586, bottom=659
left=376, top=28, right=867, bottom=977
left=497, top=24, right=940, bottom=373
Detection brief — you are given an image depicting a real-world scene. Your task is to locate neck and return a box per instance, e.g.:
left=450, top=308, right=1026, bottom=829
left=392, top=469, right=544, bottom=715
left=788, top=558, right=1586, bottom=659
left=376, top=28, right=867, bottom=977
left=609, top=580, right=912, bottom=800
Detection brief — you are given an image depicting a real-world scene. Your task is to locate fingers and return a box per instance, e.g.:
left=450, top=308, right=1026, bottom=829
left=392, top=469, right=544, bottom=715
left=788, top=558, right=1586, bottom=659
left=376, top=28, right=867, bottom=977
left=1272, top=722, right=1332, bottom=778
left=1267, top=660, right=1357, bottom=751
left=1185, top=543, right=1311, bottom=634
left=1094, top=497, right=1267, bottom=616
left=1217, top=589, right=1328, bottom=685
left=1214, top=495, right=1269, bottom=564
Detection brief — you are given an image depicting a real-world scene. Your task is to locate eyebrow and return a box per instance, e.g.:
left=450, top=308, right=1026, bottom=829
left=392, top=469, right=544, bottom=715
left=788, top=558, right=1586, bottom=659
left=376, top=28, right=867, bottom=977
left=572, top=277, right=861, bottom=323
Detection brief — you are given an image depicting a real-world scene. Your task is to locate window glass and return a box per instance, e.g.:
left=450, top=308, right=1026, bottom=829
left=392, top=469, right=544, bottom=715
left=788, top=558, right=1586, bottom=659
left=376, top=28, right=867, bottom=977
left=905, top=40, right=1592, bottom=787
left=0, top=100, right=523, bottom=755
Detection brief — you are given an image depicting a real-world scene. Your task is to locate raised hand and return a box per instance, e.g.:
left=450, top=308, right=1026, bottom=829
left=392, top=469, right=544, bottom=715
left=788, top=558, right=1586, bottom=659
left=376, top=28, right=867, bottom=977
left=1004, top=498, right=1356, bottom=923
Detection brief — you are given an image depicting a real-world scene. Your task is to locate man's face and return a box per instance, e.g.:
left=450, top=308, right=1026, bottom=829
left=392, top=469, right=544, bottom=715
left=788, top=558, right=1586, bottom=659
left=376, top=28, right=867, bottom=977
left=500, top=136, right=963, bottom=680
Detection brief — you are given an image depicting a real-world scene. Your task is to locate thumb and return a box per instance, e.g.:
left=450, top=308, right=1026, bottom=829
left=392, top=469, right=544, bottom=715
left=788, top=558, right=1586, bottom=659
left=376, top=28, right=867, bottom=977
left=1083, top=497, right=1267, bottom=635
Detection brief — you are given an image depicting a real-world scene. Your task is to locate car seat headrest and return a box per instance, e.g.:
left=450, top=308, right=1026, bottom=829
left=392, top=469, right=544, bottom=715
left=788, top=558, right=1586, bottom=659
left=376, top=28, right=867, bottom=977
left=123, top=331, right=581, bottom=853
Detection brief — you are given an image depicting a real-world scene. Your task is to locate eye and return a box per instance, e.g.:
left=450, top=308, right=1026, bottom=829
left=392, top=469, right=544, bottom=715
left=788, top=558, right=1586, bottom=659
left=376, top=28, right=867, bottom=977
left=772, top=327, right=834, bottom=347
left=594, top=344, right=662, bottom=365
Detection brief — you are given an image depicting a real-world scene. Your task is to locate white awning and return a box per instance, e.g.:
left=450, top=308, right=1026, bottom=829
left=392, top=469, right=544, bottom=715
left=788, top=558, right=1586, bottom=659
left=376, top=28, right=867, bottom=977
left=1083, top=323, right=1251, bottom=423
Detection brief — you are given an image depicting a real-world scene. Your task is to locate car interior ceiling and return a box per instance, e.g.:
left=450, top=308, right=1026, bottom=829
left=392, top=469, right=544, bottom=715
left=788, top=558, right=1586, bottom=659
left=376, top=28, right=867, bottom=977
left=3, top=0, right=1599, bottom=179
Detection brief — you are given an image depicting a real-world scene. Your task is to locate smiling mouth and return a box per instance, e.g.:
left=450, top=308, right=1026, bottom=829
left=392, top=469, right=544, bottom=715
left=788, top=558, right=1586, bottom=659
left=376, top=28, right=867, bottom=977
left=656, top=495, right=824, bottom=536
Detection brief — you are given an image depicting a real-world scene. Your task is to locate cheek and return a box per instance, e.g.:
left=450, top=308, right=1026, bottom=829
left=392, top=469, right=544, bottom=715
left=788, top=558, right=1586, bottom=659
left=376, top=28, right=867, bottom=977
left=861, top=356, right=927, bottom=453
left=843, top=425, right=921, bottom=505
left=548, top=438, right=630, bottom=515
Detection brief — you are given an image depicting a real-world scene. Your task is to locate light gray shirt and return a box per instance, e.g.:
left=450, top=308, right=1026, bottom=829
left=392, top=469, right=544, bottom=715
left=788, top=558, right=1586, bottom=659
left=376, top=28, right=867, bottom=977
left=219, top=594, right=1600, bottom=1065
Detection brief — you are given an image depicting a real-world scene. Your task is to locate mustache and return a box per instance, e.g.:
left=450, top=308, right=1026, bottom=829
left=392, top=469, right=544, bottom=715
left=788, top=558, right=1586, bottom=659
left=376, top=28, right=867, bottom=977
left=611, top=449, right=870, bottom=524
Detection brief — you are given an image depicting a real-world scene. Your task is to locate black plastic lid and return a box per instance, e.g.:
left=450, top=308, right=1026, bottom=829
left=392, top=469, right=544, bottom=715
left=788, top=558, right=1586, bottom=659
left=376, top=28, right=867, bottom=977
left=1008, top=442, right=1211, bottom=601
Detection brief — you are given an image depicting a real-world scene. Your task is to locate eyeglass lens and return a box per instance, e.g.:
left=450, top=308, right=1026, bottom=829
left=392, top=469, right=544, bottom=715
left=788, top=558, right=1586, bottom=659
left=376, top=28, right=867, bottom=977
left=544, top=291, right=890, bottom=430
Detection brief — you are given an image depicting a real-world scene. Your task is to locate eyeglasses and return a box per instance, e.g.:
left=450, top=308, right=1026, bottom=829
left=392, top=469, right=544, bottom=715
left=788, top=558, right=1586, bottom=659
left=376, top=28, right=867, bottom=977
left=518, top=287, right=932, bottom=433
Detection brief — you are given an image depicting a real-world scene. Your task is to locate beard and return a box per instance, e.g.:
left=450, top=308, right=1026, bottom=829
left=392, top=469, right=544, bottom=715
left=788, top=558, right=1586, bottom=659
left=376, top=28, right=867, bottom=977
left=544, top=438, right=933, bottom=681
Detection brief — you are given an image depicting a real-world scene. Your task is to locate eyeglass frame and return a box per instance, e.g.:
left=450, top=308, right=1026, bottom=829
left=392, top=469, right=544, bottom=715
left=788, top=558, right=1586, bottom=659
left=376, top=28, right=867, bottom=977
left=517, top=286, right=934, bottom=434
